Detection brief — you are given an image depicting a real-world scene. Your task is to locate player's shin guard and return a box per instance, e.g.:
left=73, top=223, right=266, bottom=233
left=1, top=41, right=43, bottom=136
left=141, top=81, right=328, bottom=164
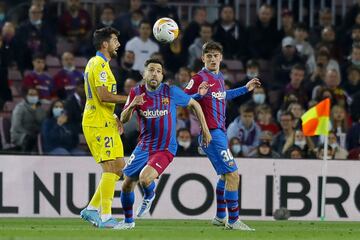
left=225, top=190, right=239, bottom=224
left=143, top=181, right=155, bottom=200
left=216, top=179, right=226, bottom=219
left=99, top=173, right=119, bottom=217
left=121, top=191, right=135, bottom=223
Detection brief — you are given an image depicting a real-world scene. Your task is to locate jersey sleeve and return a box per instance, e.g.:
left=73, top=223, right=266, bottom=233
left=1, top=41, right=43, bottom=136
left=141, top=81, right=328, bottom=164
left=93, top=61, right=109, bottom=87
left=170, top=86, right=191, bottom=107
left=123, top=88, right=136, bottom=110
left=183, top=75, right=202, bottom=95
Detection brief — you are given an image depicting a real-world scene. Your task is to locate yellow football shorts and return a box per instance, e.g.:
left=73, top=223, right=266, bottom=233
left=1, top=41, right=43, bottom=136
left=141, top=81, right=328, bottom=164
left=83, top=122, right=124, bottom=163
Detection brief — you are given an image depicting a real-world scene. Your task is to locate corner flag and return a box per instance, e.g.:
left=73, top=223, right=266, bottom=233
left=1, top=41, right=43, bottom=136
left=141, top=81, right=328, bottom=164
left=301, top=98, right=331, bottom=221
left=301, top=98, right=330, bottom=136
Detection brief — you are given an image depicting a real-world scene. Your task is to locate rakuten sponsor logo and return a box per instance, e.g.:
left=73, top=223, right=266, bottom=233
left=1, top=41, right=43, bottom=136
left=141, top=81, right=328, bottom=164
left=140, top=109, right=169, bottom=118
left=211, top=91, right=226, bottom=100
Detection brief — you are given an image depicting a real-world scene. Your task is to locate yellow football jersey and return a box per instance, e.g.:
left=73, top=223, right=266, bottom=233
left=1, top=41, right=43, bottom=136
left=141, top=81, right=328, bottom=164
left=82, top=51, right=117, bottom=127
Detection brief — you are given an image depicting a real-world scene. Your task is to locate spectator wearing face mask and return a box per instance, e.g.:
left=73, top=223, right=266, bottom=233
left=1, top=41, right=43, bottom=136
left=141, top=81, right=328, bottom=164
left=229, top=137, right=242, bottom=157
left=10, top=87, right=46, bottom=152
left=249, top=140, right=280, bottom=158
left=328, top=131, right=348, bottom=159
left=227, top=104, right=261, bottom=157
left=41, top=99, right=84, bottom=155
left=176, top=128, right=199, bottom=156
left=232, top=59, right=261, bottom=106
left=14, top=4, right=56, bottom=72
left=290, top=129, right=316, bottom=158
left=54, top=52, right=83, bottom=100
left=247, top=86, right=268, bottom=106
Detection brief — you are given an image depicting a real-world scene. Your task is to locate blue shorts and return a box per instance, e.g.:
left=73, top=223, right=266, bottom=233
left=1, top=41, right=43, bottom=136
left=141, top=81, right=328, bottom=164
left=123, top=147, right=148, bottom=179
left=123, top=147, right=174, bottom=179
left=199, top=129, right=238, bottom=175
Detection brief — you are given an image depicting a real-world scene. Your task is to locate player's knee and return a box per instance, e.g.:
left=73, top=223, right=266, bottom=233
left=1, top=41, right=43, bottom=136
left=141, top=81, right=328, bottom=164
left=139, top=174, right=152, bottom=187
left=225, top=171, right=239, bottom=185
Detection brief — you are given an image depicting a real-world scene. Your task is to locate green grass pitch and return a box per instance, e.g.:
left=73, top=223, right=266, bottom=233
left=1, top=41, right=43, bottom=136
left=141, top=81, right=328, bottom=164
left=0, top=218, right=359, bottom=240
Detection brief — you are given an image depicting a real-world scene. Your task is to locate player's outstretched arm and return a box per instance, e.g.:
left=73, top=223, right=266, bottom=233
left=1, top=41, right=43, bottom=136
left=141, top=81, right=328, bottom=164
left=188, top=99, right=212, bottom=147
left=97, top=86, right=128, bottom=104
left=120, top=93, right=145, bottom=123
left=225, top=78, right=261, bottom=100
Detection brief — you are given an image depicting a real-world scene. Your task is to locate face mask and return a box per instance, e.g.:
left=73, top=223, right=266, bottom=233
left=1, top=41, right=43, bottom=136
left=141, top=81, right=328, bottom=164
left=352, top=60, right=360, bottom=66
left=26, top=95, right=39, bottom=104
left=31, top=19, right=42, bottom=26
left=330, top=143, right=338, bottom=149
left=64, top=66, right=76, bottom=72
left=294, top=140, right=306, bottom=149
left=52, top=107, right=64, bottom=118
left=253, top=93, right=266, bottom=104
left=124, top=62, right=133, bottom=69
left=247, top=72, right=258, bottom=79
left=131, top=19, right=140, bottom=27
left=178, top=139, right=191, bottom=149
left=101, top=20, right=113, bottom=26
left=231, top=144, right=241, bottom=155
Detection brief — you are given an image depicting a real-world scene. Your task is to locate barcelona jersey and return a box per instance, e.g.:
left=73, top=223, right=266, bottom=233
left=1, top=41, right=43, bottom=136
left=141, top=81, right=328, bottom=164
left=124, top=83, right=191, bottom=155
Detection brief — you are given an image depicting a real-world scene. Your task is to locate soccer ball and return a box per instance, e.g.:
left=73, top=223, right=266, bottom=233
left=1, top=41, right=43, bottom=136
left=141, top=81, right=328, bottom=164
left=153, top=17, right=179, bottom=43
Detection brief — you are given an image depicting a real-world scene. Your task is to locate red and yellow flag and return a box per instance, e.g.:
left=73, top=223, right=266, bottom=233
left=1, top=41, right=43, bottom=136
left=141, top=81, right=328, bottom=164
left=301, top=98, right=330, bottom=136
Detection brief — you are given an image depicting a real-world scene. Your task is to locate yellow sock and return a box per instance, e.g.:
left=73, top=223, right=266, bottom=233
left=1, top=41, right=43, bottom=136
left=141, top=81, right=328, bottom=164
left=100, top=172, right=119, bottom=215
left=88, top=184, right=101, bottom=209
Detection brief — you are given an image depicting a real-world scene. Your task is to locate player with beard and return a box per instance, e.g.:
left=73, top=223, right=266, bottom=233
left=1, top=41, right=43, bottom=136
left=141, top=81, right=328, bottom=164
left=114, top=58, right=211, bottom=229
left=80, top=27, right=127, bottom=228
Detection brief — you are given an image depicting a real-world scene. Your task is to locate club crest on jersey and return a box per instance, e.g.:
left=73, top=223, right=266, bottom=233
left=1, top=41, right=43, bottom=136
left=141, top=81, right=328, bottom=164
left=140, top=109, right=169, bottom=118
left=162, top=97, right=169, bottom=105
left=212, top=91, right=226, bottom=100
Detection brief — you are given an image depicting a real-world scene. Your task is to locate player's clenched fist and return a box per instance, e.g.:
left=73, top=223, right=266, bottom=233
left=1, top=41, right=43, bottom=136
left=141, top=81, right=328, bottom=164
left=245, top=78, right=261, bottom=91
left=130, top=93, right=146, bottom=107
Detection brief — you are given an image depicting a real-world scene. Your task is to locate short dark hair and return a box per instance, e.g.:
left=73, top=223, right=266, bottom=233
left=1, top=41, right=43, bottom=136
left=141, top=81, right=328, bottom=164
left=291, top=63, right=305, bottom=72
left=200, top=22, right=212, bottom=30
left=139, top=19, right=151, bottom=28
left=240, top=104, right=255, bottom=115
left=202, top=41, right=223, bottom=55
left=144, top=58, right=164, bottom=71
left=246, top=59, right=260, bottom=68
left=280, top=111, right=294, bottom=120
left=295, top=22, right=308, bottom=31
left=102, top=4, right=115, bottom=13
left=32, top=52, right=45, bottom=61
left=93, top=27, right=120, bottom=50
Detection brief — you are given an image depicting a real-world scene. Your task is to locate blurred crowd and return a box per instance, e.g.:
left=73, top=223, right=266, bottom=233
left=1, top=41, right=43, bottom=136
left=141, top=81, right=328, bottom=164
left=0, top=0, right=359, bottom=160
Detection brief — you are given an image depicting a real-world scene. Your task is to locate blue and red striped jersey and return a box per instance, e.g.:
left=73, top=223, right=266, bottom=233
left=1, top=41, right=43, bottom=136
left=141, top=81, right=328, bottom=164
left=184, top=68, right=227, bottom=130
left=124, top=83, right=191, bottom=155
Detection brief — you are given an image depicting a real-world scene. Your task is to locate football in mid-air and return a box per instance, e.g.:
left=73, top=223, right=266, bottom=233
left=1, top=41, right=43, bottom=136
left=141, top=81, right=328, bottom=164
left=153, top=17, right=179, bottom=43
